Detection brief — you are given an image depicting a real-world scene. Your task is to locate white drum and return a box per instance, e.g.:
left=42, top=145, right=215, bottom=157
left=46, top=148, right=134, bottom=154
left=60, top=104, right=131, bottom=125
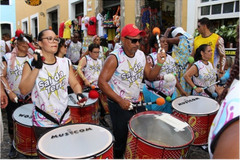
left=12, top=104, right=37, bottom=156
left=37, top=124, right=114, bottom=159
left=68, top=93, right=99, bottom=124
left=172, top=95, right=220, bottom=145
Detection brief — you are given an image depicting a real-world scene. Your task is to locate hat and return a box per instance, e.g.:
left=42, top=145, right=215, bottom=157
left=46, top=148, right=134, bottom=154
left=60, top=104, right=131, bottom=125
left=171, top=27, right=186, bottom=37
left=121, top=24, right=146, bottom=37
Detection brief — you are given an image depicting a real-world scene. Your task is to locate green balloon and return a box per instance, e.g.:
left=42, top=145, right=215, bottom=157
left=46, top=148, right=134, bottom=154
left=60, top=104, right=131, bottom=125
left=166, top=96, right=171, bottom=102
left=188, top=56, right=194, bottom=64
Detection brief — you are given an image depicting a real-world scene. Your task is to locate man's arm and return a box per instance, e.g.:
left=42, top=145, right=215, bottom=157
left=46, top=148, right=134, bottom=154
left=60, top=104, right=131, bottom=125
left=98, top=55, right=131, bottom=110
left=217, top=37, right=226, bottom=74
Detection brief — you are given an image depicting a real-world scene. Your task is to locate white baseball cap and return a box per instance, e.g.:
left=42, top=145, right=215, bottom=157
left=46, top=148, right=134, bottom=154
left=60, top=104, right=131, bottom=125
left=171, top=27, right=186, bottom=37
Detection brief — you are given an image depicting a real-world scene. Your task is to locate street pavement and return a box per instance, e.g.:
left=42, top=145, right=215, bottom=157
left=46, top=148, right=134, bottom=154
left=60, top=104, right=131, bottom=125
left=0, top=108, right=209, bottom=159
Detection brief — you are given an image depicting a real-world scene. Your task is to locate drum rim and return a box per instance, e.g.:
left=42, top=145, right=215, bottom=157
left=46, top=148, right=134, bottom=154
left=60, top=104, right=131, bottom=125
left=12, top=104, right=34, bottom=127
left=128, top=111, right=195, bottom=149
left=68, top=93, right=98, bottom=107
left=172, top=95, right=220, bottom=115
left=36, top=123, right=114, bottom=159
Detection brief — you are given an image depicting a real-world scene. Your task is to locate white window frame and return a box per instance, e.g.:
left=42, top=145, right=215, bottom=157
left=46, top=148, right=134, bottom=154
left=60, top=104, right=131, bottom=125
left=30, top=13, right=39, bottom=39
left=198, top=0, right=239, bottom=20
left=46, top=5, right=60, bottom=29
left=21, top=17, right=29, bottom=34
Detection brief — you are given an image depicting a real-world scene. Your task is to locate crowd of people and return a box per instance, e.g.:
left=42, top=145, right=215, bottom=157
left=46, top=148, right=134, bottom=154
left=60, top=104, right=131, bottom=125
left=0, top=17, right=239, bottom=159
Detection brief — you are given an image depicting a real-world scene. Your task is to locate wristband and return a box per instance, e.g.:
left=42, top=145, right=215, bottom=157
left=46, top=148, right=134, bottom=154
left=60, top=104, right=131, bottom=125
left=193, top=86, right=197, bottom=90
left=157, top=62, right=163, bottom=67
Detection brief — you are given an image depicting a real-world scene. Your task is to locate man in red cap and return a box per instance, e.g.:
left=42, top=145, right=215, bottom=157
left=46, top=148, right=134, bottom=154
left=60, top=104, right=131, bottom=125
left=98, top=24, right=166, bottom=158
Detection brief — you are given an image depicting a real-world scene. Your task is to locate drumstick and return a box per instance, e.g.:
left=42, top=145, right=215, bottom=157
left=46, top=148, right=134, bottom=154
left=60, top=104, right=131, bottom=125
left=15, top=29, right=46, bottom=61
left=129, top=97, right=165, bottom=110
left=152, top=27, right=165, bottom=60
left=203, top=77, right=227, bottom=90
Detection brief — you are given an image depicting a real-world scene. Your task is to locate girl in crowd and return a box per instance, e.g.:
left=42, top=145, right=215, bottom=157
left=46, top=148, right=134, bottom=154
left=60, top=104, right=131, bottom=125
left=208, top=25, right=239, bottom=159
left=19, top=29, right=84, bottom=140
left=82, top=35, right=109, bottom=65
left=1, top=34, right=33, bottom=158
left=77, top=43, right=109, bottom=127
left=54, top=38, right=67, bottom=58
left=184, top=44, right=220, bottom=98
left=143, top=35, right=187, bottom=113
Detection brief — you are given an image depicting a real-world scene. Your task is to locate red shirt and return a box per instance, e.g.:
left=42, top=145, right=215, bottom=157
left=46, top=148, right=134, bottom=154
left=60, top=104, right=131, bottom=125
left=87, top=17, right=97, bottom=36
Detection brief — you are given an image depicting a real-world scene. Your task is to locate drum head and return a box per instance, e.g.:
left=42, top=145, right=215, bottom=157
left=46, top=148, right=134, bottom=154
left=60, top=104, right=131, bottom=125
left=172, top=96, right=219, bottom=115
left=129, top=111, right=194, bottom=148
left=68, top=93, right=98, bottom=107
left=12, top=104, right=34, bottom=126
left=37, top=124, right=113, bottom=159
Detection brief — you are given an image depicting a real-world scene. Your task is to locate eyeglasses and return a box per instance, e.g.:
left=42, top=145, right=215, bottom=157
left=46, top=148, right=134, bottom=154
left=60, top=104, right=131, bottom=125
left=125, top=37, right=142, bottom=44
left=41, top=37, right=60, bottom=43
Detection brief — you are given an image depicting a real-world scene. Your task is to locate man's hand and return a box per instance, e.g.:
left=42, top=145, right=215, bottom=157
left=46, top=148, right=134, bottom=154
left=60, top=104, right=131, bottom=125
left=118, top=99, right=131, bottom=110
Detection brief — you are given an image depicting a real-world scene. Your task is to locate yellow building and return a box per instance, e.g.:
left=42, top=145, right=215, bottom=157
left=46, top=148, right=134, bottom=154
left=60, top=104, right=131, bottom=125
left=15, top=0, right=188, bottom=40
left=15, top=0, right=68, bottom=39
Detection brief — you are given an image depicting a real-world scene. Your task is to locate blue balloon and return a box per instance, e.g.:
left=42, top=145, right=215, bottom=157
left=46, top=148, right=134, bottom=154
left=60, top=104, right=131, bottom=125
left=212, top=92, right=218, bottom=98
left=104, top=34, right=108, bottom=39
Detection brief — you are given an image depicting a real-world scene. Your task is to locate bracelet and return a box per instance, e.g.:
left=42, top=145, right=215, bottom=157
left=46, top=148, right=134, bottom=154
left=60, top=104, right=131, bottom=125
left=157, top=62, right=163, bottom=67
left=193, top=86, right=197, bottom=90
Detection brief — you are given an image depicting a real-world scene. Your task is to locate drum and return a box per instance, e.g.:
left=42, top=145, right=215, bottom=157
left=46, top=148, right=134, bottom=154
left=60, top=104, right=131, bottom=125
left=68, top=92, right=99, bottom=124
left=98, top=92, right=109, bottom=114
left=72, top=65, right=85, bottom=89
left=12, top=103, right=37, bottom=156
left=172, top=95, right=219, bottom=146
left=37, top=124, right=114, bottom=159
left=125, top=111, right=194, bottom=159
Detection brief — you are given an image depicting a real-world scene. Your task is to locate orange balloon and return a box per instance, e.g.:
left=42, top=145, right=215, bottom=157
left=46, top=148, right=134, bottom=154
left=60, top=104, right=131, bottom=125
left=91, top=85, right=96, bottom=90
left=156, top=97, right=165, bottom=106
left=152, top=27, right=161, bottom=35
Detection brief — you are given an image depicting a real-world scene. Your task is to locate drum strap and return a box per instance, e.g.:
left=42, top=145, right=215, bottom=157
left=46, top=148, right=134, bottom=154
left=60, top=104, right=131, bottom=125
left=146, top=85, right=172, bottom=100
left=35, top=106, right=70, bottom=125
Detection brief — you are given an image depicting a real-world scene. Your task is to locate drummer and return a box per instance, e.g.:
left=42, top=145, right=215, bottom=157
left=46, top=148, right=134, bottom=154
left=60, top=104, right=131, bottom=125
left=77, top=43, right=109, bottom=127
left=1, top=33, right=33, bottom=158
left=19, top=29, right=85, bottom=140
left=184, top=44, right=222, bottom=98
left=143, top=35, right=188, bottom=113
left=98, top=24, right=164, bottom=159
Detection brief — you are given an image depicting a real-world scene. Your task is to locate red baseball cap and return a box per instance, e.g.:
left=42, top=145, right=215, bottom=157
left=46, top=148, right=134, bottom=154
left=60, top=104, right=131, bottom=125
left=121, top=24, right=146, bottom=37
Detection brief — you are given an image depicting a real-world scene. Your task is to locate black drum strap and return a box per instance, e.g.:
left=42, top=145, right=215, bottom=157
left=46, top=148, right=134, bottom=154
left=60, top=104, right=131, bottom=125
left=35, top=106, right=70, bottom=125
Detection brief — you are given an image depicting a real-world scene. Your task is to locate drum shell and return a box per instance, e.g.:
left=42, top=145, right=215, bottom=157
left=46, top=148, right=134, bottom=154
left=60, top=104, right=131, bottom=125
left=37, top=123, right=114, bottom=159
left=68, top=93, right=99, bottom=124
left=12, top=104, right=37, bottom=156
left=125, top=111, right=194, bottom=159
left=173, top=110, right=217, bottom=145
left=172, top=96, right=219, bottom=146
left=69, top=102, right=99, bottom=124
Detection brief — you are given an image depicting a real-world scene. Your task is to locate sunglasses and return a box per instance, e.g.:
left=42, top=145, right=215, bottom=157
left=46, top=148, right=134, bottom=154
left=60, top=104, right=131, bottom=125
left=125, top=37, right=142, bottom=44
left=197, top=25, right=201, bottom=28
left=63, top=44, right=68, bottom=48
